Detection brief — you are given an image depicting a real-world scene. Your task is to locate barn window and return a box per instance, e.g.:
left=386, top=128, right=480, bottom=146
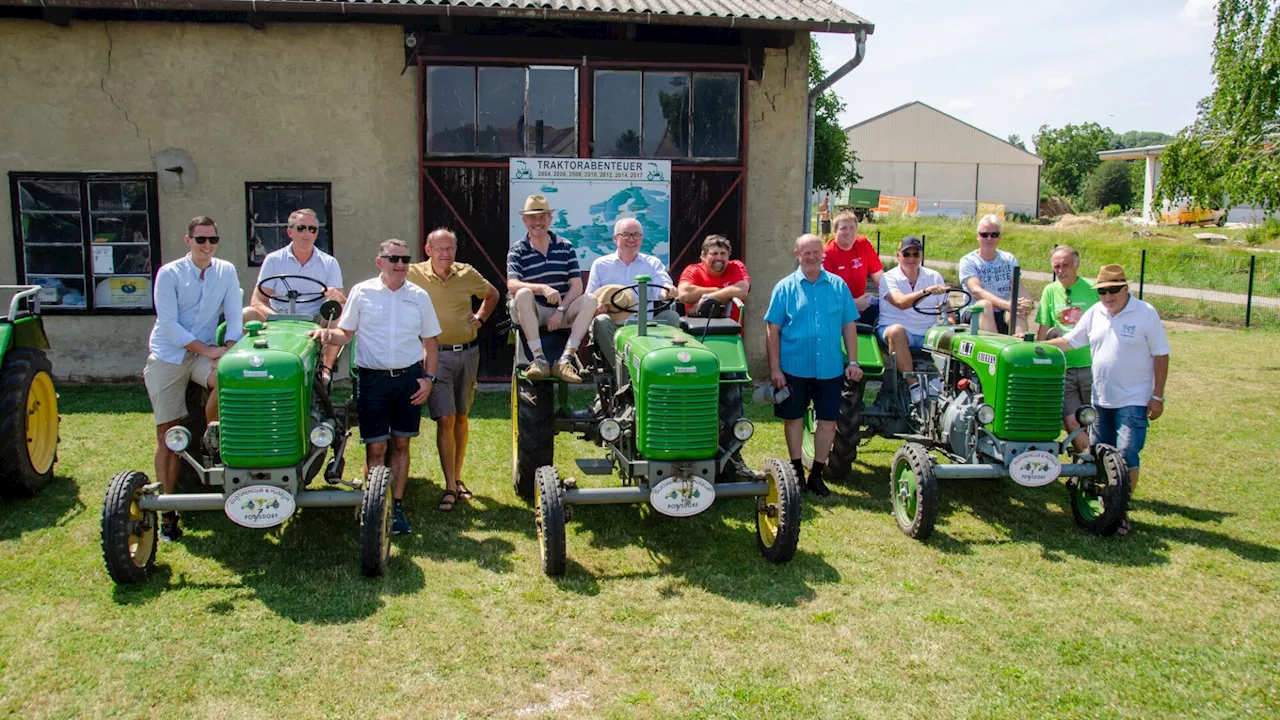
left=426, top=65, right=578, bottom=157
left=593, top=70, right=739, bottom=160
left=245, top=183, right=333, bottom=267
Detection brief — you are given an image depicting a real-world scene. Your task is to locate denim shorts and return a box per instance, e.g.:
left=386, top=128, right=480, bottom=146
left=874, top=325, right=927, bottom=349
left=1091, top=405, right=1148, bottom=469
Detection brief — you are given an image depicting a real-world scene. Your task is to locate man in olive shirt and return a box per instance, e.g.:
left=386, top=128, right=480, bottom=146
left=407, top=228, right=500, bottom=511
left=1035, top=245, right=1099, bottom=453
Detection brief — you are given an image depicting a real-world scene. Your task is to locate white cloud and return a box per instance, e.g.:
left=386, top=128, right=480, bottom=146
left=1013, top=87, right=1029, bottom=100
left=947, top=98, right=975, bottom=112
left=1047, top=77, right=1072, bottom=93
left=1180, top=0, right=1216, bottom=27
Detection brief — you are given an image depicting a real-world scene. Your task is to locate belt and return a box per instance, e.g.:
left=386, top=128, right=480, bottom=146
left=439, top=339, right=478, bottom=353
left=362, top=364, right=421, bottom=378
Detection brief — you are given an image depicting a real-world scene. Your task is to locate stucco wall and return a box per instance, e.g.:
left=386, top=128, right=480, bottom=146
left=743, top=33, right=809, bottom=377
left=0, top=19, right=417, bottom=379
left=976, top=164, right=1040, bottom=216
left=854, top=161, right=915, bottom=198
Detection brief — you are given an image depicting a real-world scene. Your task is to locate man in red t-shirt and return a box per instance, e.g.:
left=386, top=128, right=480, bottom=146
left=677, top=234, right=751, bottom=322
left=823, top=210, right=884, bottom=327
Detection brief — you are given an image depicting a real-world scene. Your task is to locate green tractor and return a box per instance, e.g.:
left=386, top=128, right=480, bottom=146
left=101, top=275, right=394, bottom=584
left=0, top=286, right=59, bottom=498
left=512, top=276, right=801, bottom=576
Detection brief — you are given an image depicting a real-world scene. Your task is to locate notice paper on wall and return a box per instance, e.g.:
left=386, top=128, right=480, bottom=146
left=93, top=246, right=114, bottom=275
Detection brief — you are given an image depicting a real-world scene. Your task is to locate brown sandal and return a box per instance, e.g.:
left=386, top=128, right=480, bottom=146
left=437, top=491, right=457, bottom=512
left=456, top=482, right=474, bottom=501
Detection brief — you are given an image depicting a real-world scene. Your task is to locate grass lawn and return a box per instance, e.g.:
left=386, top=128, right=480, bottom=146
left=2, top=329, right=1279, bottom=718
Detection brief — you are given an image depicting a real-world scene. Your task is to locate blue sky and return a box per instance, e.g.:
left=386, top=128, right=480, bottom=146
left=820, top=0, right=1218, bottom=151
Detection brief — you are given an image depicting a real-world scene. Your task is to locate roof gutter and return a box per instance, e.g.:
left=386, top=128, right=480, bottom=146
left=804, top=29, right=867, bottom=233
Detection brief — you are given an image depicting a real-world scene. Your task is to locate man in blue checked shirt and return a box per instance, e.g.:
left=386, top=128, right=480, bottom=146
left=143, top=215, right=243, bottom=541
left=765, top=233, right=864, bottom=497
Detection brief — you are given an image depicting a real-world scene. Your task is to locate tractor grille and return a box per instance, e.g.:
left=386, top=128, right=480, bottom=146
left=219, top=388, right=304, bottom=465
left=643, top=384, right=719, bottom=455
left=1001, top=375, right=1065, bottom=435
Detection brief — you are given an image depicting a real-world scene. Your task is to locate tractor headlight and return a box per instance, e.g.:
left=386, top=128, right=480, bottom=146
left=1075, top=405, right=1098, bottom=427
left=310, top=422, right=335, bottom=448
left=164, top=426, right=191, bottom=453
left=599, top=418, right=622, bottom=442
left=976, top=404, right=996, bottom=425
left=732, top=418, right=755, bottom=442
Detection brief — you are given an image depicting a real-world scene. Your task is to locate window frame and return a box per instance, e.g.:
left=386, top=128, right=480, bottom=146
left=591, top=69, right=742, bottom=162
left=244, top=182, right=335, bottom=268
left=424, top=63, right=581, bottom=158
left=8, top=171, right=162, bottom=316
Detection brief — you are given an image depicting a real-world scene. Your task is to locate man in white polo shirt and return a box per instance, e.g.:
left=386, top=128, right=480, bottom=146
left=246, top=208, right=345, bottom=382
left=876, top=236, right=948, bottom=404
left=585, top=217, right=680, bottom=368
left=1046, top=264, right=1170, bottom=535
left=309, top=239, right=441, bottom=535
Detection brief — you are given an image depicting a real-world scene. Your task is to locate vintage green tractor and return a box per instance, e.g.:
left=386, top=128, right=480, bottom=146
left=512, top=276, right=801, bottom=576
left=101, top=275, right=394, bottom=584
left=0, top=286, right=59, bottom=498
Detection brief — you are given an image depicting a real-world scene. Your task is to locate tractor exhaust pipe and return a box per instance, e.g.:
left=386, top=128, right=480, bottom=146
left=635, top=275, right=651, bottom=337
left=1009, top=266, right=1021, bottom=337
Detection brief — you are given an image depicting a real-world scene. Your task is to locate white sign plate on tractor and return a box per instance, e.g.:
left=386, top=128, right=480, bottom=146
left=649, top=476, right=716, bottom=517
left=1008, top=451, right=1062, bottom=487
left=225, top=485, right=296, bottom=528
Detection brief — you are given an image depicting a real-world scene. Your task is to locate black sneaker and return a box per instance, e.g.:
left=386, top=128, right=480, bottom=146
left=807, top=474, right=831, bottom=497
left=160, top=511, right=183, bottom=542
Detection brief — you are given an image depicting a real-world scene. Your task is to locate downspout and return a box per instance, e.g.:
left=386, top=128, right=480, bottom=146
left=804, top=30, right=867, bottom=233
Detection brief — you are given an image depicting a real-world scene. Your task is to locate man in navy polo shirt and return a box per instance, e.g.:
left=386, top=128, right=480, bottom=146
left=765, top=233, right=864, bottom=496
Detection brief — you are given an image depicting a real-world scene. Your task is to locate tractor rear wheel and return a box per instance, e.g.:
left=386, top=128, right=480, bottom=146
left=756, top=458, right=801, bottom=563
left=359, top=465, right=394, bottom=577
left=0, top=347, right=58, bottom=498
left=890, top=443, right=938, bottom=540
left=512, top=369, right=555, bottom=503
left=826, top=378, right=865, bottom=480
left=535, top=465, right=567, bottom=576
left=1067, top=444, right=1130, bottom=536
left=101, top=470, right=157, bottom=584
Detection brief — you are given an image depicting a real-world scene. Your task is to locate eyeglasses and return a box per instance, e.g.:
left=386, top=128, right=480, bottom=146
left=1098, top=284, right=1127, bottom=295
left=292, top=225, right=319, bottom=234
left=430, top=246, right=458, bottom=255
left=192, top=236, right=220, bottom=245
left=979, top=231, right=1001, bottom=239
left=380, top=255, right=412, bottom=264
left=617, top=232, right=642, bottom=239
left=901, top=251, right=921, bottom=258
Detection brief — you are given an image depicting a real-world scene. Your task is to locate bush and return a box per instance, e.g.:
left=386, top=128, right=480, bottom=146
left=1081, top=161, right=1133, bottom=211
left=1242, top=217, right=1280, bottom=246
left=1103, top=204, right=1124, bottom=218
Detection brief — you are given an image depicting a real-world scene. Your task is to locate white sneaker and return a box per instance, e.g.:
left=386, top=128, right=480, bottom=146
left=909, top=383, right=925, bottom=404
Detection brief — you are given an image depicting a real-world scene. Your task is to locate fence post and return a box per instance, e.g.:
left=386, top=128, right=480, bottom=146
left=1246, top=254, right=1256, bottom=328
left=876, top=230, right=881, bottom=256
left=1139, top=249, right=1146, bottom=300
left=921, top=233, right=927, bottom=262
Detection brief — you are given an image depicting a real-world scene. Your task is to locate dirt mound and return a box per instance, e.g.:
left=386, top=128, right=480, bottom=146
left=1040, top=196, right=1073, bottom=218
left=1054, top=214, right=1102, bottom=228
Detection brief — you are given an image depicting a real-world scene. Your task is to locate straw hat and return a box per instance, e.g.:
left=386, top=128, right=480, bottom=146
left=1095, top=264, right=1129, bottom=289
left=520, top=194, right=553, bottom=216
left=593, top=284, right=639, bottom=323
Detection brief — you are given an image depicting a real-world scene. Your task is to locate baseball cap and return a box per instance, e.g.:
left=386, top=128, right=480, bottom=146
left=899, top=236, right=923, bottom=252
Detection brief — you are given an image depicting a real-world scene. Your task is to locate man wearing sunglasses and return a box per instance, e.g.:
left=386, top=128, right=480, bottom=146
left=876, top=236, right=948, bottom=404
left=309, top=239, right=441, bottom=535
left=144, top=216, right=244, bottom=541
left=1036, top=246, right=1101, bottom=453
left=1043, top=265, right=1169, bottom=535
left=245, top=208, right=346, bottom=382
left=958, top=214, right=1033, bottom=334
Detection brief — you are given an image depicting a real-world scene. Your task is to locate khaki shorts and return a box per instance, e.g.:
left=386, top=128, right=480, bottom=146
left=508, top=291, right=592, bottom=328
left=1063, top=366, right=1093, bottom=418
left=426, top=345, right=480, bottom=419
left=143, top=353, right=216, bottom=425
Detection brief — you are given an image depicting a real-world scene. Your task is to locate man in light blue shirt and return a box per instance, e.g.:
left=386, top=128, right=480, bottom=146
left=143, top=216, right=243, bottom=540
left=765, top=233, right=863, bottom=497
left=585, top=217, right=681, bottom=368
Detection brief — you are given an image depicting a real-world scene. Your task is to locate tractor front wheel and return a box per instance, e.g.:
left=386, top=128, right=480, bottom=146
left=512, top=371, right=555, bottom=503
left=756, top=458, right=801, bottom=563
left=101, top=470, right=157, bottom=584
left=1067, top=444, right=1130, bottom=536
left=0, top=347, right=58, bottom=498
left=890, top=443, right=938, bottom=540
left=359, top=465, right=394, bottom=577
left=535, top=465, right=567, bottom=577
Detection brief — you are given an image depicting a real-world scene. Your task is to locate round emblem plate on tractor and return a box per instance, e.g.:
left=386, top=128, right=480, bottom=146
left=225, top=485, right=296, bottom=528
left=649, top=476, right=716, bottom=517
left=1008, top=451, right=1062, bottom=487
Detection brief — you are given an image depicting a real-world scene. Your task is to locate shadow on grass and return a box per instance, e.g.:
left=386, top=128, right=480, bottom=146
left=0, top=476, right=85, bottom=542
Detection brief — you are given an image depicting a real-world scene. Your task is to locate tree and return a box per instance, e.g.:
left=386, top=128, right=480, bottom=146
left=810, top=38, right=860, bottom=193
left=1033, top=122, right=1115, bottom=197
left=1080, top=160, right=1134, bottom=211
left=1114, top=130, right=1174, bottom=149
left=1007, top=134, right=1027, bottom=150
left=1158, top=0, right=1280, bottom=211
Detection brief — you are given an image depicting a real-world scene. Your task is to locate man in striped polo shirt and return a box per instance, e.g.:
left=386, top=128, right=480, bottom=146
left=506, top=194, right=595, bottom=382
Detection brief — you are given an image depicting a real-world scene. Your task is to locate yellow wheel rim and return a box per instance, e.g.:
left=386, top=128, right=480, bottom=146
left=510, top=376, right=518, bottom=482
left=757, top=471, right=780, bottom=548
left=128, top=489, right=155, bottom=569
left=26, top=371, right=58, bottom=475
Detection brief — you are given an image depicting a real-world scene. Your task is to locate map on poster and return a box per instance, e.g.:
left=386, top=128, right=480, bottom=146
left=509, top=158, right=672, bottom=267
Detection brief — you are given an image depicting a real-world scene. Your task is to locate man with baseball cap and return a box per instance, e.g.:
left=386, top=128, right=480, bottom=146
left=506, top=194, right=595, bottom=382
left=876, top=236, right=948, bottom=404
left=1044, top=264, right=1170, bottom=535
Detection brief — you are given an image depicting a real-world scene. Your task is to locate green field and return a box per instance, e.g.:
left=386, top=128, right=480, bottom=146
left=2, top=329, right=1278, bottom=718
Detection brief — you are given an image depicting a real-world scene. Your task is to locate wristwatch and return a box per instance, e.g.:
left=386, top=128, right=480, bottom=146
left=556, top=305, right=567, bottom=312
left=424, top=373, right=436, bottom=382
left=1151, top=395, right=1165, bottom=403
left=847, top=361, right=860, bottom=368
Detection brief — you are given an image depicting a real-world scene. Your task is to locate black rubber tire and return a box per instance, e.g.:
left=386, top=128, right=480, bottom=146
left=826, top=378, right=866, bottom=480
left=756, top=458, right=802, bottom=563
left=535, top=465, right=567, bottom=577
left=512, top=372, right=555, bottom=503
left=0, top=347, right=58, bottom=498
left=101, top=470, right=157, bottom=584
left=890, top=443, right=939, bottom=540
left=359, top=465, right=394, bottom=577
left=1068, top=444, right=1131, bottom=536
left=175, top=381, right=209, bottom=494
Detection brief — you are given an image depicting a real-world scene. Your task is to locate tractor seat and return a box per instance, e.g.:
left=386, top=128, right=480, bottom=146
left=856, top=322, right=876, bottom=335
left=679, top=317, right=742, bottom=336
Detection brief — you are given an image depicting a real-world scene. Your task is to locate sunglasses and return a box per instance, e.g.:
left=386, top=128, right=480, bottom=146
left=381, top=255, right=412, bottom=264
left=292, top=225, right=319, bottom=234
left=901, top=251, right=921, bottom=258
left=1098, top=284, right=1127, bottom=295
left=192, top=236, right=220, bottom=245
left=979, top=231, right=1001, bottom=239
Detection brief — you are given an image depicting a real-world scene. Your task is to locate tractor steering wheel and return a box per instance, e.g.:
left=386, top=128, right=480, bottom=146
left=257, top=274, right=329, bottom=315
left=605, top=283, right=677, bottom=316
left=912, top=285, right=972, bottom=316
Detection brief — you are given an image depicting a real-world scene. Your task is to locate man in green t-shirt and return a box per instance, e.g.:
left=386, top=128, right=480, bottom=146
left=1036, top=245, right=1101, bottom=453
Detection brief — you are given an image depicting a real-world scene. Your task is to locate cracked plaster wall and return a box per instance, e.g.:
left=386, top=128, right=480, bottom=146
left=0, top=19, right=416, bottom=379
